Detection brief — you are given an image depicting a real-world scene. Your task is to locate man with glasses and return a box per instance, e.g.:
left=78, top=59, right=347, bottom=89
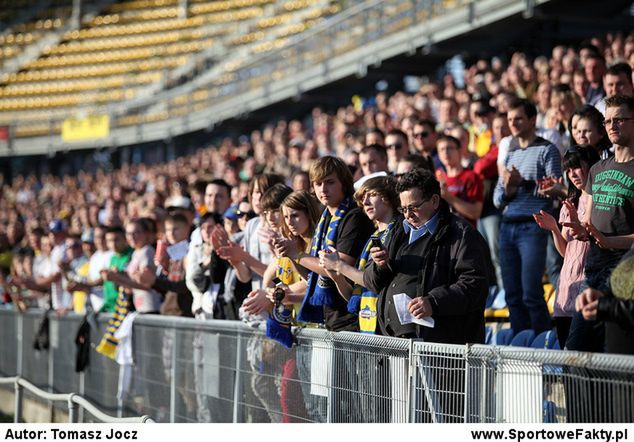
left=493, top=98, right=562, bottom=336
left=363, top=168, right=491, bottom=422
left=364, top=168, right=491, bottom=343
left=385, top=129, right=411, bottom=173
left=573, top=95, right=634, bottom=354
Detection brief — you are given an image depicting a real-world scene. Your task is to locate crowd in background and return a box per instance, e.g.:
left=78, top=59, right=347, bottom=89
left=1, top=30, right=634, bottom=360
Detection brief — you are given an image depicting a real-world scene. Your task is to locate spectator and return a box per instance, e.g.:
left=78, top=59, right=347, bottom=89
left=595, top=62, right=634, bottom=115
left=385, top=129, right=410, bottom=173
left=102, top=220, right=162, bottom=313
left=262, top=190, right=322, bottom=311
left=581, top=95, right=634, bottom=293
left=60, top=234, right=89, bottom=315
left=204, top=179, right=232, bottom=215
left=136, top=213, right=193, bottom=317
left=436, top=135, right=484, bottom=226
left=468, top=100, right=496, bottom=158
left=493, top=98, right=562, bottom=334
left=572, top=105, right=612, bottom=158
left=534, top=145, right=600, bottom=346
left=569, top=95, right=634, bottom=352
left=358, top=144, right=389, bottom=177
left=186, top=212, right=229, bottom=319
left=411, top=119, right=439, bottom=171
left=223, top=205, right=240, bottom=237
left=584, top=53, right=607, bottom=106
left=240, top=183, right=293, bottom=317
left=318, top=176, right=400, bottom=334
left=67, top=225, right=113, bottom=312
left=365, top=128, right=385, bottom=147
left=364, top=168, right=492, bottom=342
left=395, top=154, right=434, bottom=176
left=100, top=227, right=133, bottom=313
left=214, top=174, right=285, bottom=291
left=291, top=170, right=311, bottom=192
left=473, top=112, right=509, bottom=309
left=285, top=156, right=374, bottom=331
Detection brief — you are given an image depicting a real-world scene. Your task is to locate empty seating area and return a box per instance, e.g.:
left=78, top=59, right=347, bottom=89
left=0, top=0, right=470, bottom=139
left=0, top=0, right=72, bottom=69
left=0, top=0, right=341, bottom=137
left=486, top=327, right=561, bottom=350
left=134, top=0, right=466, bottom=128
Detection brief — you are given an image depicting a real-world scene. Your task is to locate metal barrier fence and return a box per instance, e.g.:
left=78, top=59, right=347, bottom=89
left=1, top=309, right=633, bottom=423
left=0, top=377, right=154, bottom=423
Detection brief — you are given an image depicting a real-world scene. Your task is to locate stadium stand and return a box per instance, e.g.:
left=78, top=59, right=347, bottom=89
left=0, top=0, right=342, bottom=139
left=0, top=0, right=633, bottom=424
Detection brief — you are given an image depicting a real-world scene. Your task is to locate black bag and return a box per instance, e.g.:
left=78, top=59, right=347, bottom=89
left=74, top=315, right=91, bottom=372
left=33, top=311, right=50, bottom=350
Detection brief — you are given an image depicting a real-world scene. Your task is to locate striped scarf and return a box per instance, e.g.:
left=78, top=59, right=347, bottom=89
left=297, top=196, right=353, bottom=324
left=95, top=288, right=130, bottom=360
left=347, top=219, right=396, bottom=334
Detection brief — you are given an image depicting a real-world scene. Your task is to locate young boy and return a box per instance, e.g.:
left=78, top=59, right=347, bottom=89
left=436, top=135, right=484, bottom=227
left=134, top=213, right=193, bottom=317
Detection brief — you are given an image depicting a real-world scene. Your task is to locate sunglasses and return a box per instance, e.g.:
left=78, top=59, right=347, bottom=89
left=236, top=210, right=256, bottom=219
left=413, top=131, right=430, bottom=139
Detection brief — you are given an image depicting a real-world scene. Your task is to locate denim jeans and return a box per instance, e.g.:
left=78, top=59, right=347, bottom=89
left=499, top=221, right=551, bottom=334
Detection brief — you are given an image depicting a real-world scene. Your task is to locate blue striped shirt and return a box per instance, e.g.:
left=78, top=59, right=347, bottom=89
left=493, top=137, right=562, bottom=221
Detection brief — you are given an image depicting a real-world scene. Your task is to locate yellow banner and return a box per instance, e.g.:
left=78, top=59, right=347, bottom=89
left=62, top=115, right=109, bottom=142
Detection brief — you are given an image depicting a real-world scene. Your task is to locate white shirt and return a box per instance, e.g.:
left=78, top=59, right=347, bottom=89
left=87, top=249, right=114, bottom=310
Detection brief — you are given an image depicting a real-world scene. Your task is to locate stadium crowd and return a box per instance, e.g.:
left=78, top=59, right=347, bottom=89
left=1, top=30, right=634, bottom=361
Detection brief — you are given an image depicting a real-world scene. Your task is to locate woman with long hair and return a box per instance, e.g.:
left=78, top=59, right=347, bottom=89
left=263, top=190, right=322, bottom=302
left=533, top=145, right=600, bottom=346
left=570, top=105, right=612, bottom=158
left=551, top=85, right=581, bottom=149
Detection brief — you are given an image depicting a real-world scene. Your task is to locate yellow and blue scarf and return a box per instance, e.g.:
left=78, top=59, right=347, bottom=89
left=347, top=219, right=396, bottom=334
left=95, top=287, right=130, bottom=360
left=297, top=197, right=353, bottom=324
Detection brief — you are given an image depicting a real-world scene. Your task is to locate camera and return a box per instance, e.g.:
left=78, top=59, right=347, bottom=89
left=272, top=277, right=285, bottom=303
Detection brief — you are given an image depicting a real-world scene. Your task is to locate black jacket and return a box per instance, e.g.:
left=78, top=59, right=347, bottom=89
left=596, top=248, right=634, bottom=355
left=598, top=298, right=634, bottom=355
left=364, top=200, right=493, bottom=344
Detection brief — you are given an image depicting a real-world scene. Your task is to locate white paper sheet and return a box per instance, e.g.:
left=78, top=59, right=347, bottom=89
left=167, top=240, right=189, bottom=260
left=393, top=293, right=435, bottom=328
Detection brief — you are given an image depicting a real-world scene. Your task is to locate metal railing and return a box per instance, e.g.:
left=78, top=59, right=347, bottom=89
left=1, top=309, right=633, bottom=423
left=0, top=376, right=154, bottom=423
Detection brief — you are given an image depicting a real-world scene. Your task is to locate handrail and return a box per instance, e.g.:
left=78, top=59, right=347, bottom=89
left=0, top=376, right=155, bottom=423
